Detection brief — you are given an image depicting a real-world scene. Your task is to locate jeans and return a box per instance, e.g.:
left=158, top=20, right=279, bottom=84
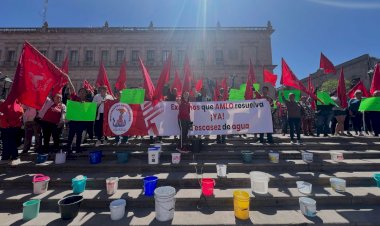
left=66, top=121, right=86, bottom=153
left=1, top=127, right=21, bottom=160
left=302, top=117, right=313, bottom=135
left=40, top=120, right=62, bottom=153
left=288, top=118, right=301, bottom=141
left=94, top=113, right=104, bottom=141
left=368, top=112, right=380, bottom=136
left=23, top=121, right=42, bottom=152
left=317, top=112, right=333, bottom=135
left=178, top=119, right=190, bottom=149
left=351, top=112, right=363, bottom=133
left=281, top=116, right=288, bottom=134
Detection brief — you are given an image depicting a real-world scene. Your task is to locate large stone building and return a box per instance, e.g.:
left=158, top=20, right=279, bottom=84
left=0, top=21, right=275, bottom=96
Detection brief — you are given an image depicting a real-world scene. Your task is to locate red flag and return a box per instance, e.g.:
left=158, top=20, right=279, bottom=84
left=347, top=80, right=370, bottom=99
left=307, top=75, right=316, bottom=110
left=96, top=61, right=114, bottom=96
left=337, top=68, right=348, bottom=108
left=263, top=69, right=277, bottom=87
left=138, top=56, right=155, bottom=101
left=370, top=63, right=380, bottom=95
left=195, top=79, right=203, bottom=92
left=83, top=80, right=94, bottom=93
left=213, top=80, right=220, bottom=101
left=221, top=77, right=228, bottom=101
left=245, top=59, right=256, bottom=100
left=171, top=69, right=182, bottom=96
left=115, top=61, right=127, bottom=91
left=182, top=56, right=192, bottom=93
left=320, top=52, right=336, bottom=74
left=2, top=41, right=69, bottom=110
left=51, top=55, right=69, bottom=96
left=153, top=53, right=172, bottom=102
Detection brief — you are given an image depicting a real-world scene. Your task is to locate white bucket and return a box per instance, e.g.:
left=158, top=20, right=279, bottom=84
left=296, top=181, right=312, bottom=195
left=109, top=199, right=126, bottom=221
left=268, top=152, right=279, bottom=163
left=106, top=177, right=119, bottom=195
left=330, top=152, right=344, bottom=162
left=154, top=186, right=176, bottom=222
left=302, top=152, right=313, bottom=163
left=299, top=197, right=317, bottom=217
left=216, top=164, right=227, bottom=178
left=250, top=171, right=269, bottom=194
left=171, top=153, right=181, bottom=164
left=330, top=178, right=346, bottom=192
left=148, top=148, right=160, bottom=165
left=55, top=151, right=66, bottom=164
left=33, top=180, right=50, bottom=195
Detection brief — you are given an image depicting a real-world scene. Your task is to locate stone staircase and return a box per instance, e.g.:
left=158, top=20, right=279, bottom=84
left=1, top=135, right=380, bottom=225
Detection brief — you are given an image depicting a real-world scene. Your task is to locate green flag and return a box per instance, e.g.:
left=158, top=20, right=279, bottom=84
left=278, top=90, right=301, bottom=103
left=228, top=89, right=245, bottom=101
left=120, top=89, right=145, bottom=104
left=240, top=83, right=260, bottom=92
left=359, top=97, right=380, bottom=112
left=317, top=92, right=337, bottom=106
left=66, top=100, right=97, bottom=121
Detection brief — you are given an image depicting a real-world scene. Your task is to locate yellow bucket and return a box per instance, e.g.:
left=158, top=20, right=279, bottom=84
left=233, top=190, right=250, bottom=220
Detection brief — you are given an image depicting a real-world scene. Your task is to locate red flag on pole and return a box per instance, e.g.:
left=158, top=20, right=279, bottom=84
left=347, top=80, right=370, bottom=99
left=221, top=77, right=228, bottom=101
left=138, top=56, right=155, bottom=101
left=171, top=69, right=182, bottom=96
left=337, top=68, right=348, bottom=108
left=370, top=63, right=380, bottom=95
left=195, top=79, right=203, bottom=92
left=245, top=59, right=256, bottom=100
left=182, top=56, right=192, bottom=93
left=263, top=69, right=277, bottom=87
left=96, top=61, right=114, bottom=96
left=213, top=80, right=220, bottom=101
left=83, top=80, right=94, bottom=93
left=2, top=41, right=69, bottom=110
left=51, top=55, right=69, bottom=96
left=115, top=61, right=127, bottom=91
left=153, top=53, right=172, bottom=102
left=320, top=52, right=336, bottom=74
left=307, top=75, right=316, bottom=110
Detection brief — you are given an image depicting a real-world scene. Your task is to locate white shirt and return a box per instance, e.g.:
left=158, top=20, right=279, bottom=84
left=22, top=105, right=37, bottom=123
left=93, top=94, right=114, bottom=120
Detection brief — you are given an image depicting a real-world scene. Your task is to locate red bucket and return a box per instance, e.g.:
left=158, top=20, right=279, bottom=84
left=201, top=178, right=215, bottom=196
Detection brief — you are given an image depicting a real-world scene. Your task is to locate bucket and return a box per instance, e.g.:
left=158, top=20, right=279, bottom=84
left=191, top=139, right=202, bottom=153
left=106, top=177, right=119, bottom=195
left=148, top=148, right=160, bottom=165
left=373, top=173, right=380, bottom=187
left=55, top=151, right=66, bottom=164
left=171, top=153, right=181, bottom=164
left=201, top=178, right=215, bottom=197
left=302, top=152, right=313, bottom=163
left=268, top=151, right=279, bottom=163
left=72, top=175, right=87, bottom=194
left=143, top=176, right=158, bottom=196
left=299, top=197, right=317, bottom=217
left=116, top=151, right=129, bottom=163
left=241, top=151, right=253, bottom=163
left=154, top=186, right=176, bottom=222
left=233, top=190, right=250, bottom=220
left=23, top=199, right=40, bottom=221
left=89, top=151, right=102, bottom=164
left=250, top=171, right=269, bottom=194
left=330, top=152, right=344, bottom=162
left=32, top=174, right=50, bottom=194
left=216, top=164, right=227, bottom=178
left=36, top=154, right=48, bottom=164
left=330, top=178, right=346, bottom=192
left=296, top=181, right=312, bottom=195
left=58, top=195, right=83, bottom=220
left=109, top=199, right=126, bottom=221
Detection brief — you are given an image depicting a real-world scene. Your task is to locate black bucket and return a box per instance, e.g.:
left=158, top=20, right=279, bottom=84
left=58, top=195, right=83, bottom=220
left=191, top=139, right=202, bottom=153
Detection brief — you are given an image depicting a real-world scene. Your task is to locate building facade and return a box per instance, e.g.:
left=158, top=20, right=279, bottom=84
left=0, top=22, right=275, bottom=95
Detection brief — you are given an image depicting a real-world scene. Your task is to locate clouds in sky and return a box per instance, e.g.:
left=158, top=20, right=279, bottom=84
left=308, top=0, right=380, bottom=9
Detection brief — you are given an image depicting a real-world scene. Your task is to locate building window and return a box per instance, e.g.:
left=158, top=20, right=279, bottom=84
left=39, top=50, right=47, bottom=57
left=131, top=50, right=139, bottom=64
left=177, top=50, right=185, bottom=66
left=147, top=50, right=155, bottom=66
left=101, top=50, right=108, bottom=64
left=215, top=50, right=224, bottom=65
left=54, top=50, right=63, bottom=63
left=85, top=50, right=94, bottom=64
left=116, top=50, right=125, bottom=64
left=69, top=50, right=78, bottom=65
left=197, top=50, right=205, bottom=66
left=6, top=50, right=15, bottom=62
left=162, top=50, right=170, bottom=63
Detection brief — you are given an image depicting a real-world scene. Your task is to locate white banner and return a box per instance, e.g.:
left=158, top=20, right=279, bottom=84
left=150, top=99, right=273, bottom=136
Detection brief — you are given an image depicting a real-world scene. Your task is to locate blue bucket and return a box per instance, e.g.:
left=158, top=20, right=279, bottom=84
left=374, top=173, right=380, bottom=187
left=116, top=151, right=129, bottom=164
left=36, top=154, right=48, bottom=164
left=143, top=176, right=158, bottom=196
left=72, top=176, right=87, bottom=194
left=89, top=151, right=102, bottom=164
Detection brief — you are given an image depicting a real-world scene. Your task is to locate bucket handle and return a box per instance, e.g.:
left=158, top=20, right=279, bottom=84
left=156, top=200, right=175, bottom=212
left=33, top=174, right=46, bottom=181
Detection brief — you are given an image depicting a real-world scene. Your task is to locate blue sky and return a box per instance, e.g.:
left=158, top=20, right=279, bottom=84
left=1, top=0, right=379, bottom=80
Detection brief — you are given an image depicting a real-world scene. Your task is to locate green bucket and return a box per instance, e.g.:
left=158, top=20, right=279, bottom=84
left=23, top=199, right=40, bottom=221
left=241, top=151, right=253, bottom=163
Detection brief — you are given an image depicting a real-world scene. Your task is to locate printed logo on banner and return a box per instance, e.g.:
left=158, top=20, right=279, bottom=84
left=108, top=103, right=133, bottom=135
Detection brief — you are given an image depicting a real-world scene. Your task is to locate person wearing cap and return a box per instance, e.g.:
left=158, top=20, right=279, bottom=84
left=348, top=90, right=364, bottom=136
left=93, top=85, right=114, bottom=146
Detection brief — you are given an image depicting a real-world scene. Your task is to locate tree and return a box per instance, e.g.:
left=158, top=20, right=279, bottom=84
left=319, top=79, right=350, bottom=94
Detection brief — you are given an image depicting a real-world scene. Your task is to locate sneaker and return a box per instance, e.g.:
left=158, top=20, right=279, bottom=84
left=290, top=140, right=295, bottom=144
left=95, top=141, right=101, bottom=147
left=346, top=132, right=353, bottom=136
left=9, top=159, right=20, bottom=165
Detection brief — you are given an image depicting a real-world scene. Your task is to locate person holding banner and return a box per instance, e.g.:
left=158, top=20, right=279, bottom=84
left=93, top=86, right=114, bottom=147
left=348, top=90, right=364, bottom=136
left=281, top=92, right=302, bottom=144
left=176, top=91, right=191, bottom=153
